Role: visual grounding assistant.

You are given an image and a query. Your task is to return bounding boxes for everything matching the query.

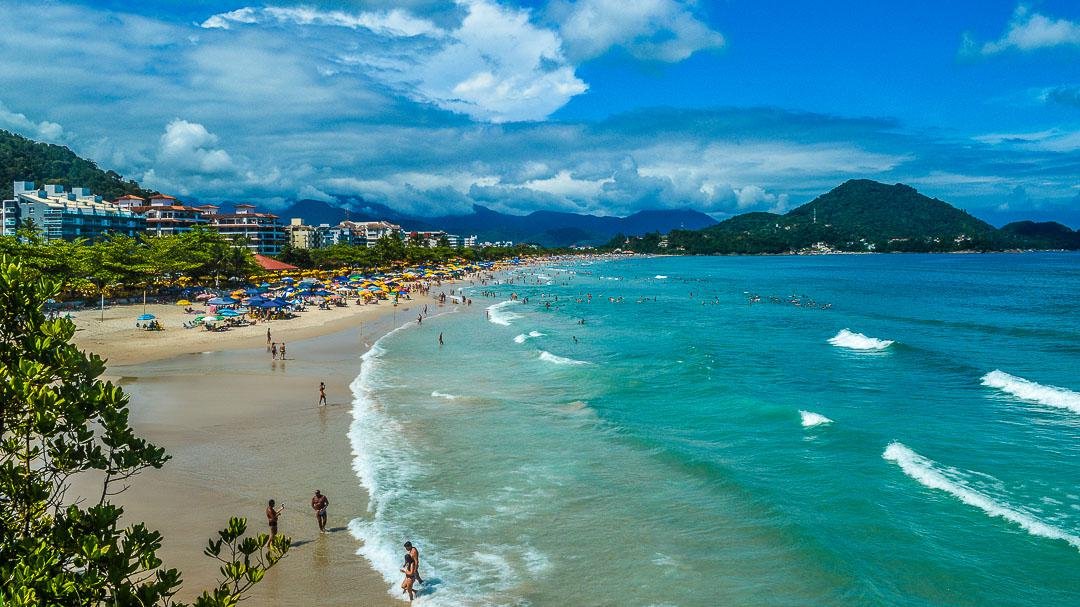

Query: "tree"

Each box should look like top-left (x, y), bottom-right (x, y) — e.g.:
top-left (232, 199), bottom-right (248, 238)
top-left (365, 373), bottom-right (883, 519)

top-left (0, 257), bottom-right (289, 606)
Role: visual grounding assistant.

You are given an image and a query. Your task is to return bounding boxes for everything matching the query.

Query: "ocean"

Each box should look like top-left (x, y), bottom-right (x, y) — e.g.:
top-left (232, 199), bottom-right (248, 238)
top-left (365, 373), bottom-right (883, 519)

top-left (347, 253), bottom-right (1080, 606)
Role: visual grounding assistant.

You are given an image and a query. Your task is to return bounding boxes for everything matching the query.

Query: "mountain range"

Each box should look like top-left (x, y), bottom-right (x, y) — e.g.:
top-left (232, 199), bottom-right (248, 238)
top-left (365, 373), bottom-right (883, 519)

top-left (617, 179), bottom-right (1080, 253)
top-left (277, 198), bottom-right (717, 247)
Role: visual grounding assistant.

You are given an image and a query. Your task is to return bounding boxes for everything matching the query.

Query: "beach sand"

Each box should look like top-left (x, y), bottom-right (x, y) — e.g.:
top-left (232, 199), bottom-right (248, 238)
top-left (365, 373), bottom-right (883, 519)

top-left (68, 296), bottom-right (443, 606)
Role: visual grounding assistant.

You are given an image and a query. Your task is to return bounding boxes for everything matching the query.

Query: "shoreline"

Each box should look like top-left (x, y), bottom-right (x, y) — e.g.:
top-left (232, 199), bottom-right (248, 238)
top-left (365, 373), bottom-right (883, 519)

top-left (71, 289), bottom-right (471, 605)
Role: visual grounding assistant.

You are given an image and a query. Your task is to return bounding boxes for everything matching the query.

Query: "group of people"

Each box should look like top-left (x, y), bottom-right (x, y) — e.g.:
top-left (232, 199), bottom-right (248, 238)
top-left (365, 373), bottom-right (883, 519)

top-left (264, 492), bottom-right (426, 601)
top-left (267, 329), bottom-right (287, 360)
top-left (265, 489), bottom-right (330, 540)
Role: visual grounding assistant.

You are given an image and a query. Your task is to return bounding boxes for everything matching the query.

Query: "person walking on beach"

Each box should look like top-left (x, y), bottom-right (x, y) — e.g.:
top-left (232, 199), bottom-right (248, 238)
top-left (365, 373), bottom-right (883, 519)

top-left (267, 327), bottom-right (271, 345)
top-left (266, 499), bottom-right (284, 540)
top-left (312, 490), bottom-right (329, 533)
top-left (319, 382), bottom-right (326, 406)
top-left (404, 541), bottom-right (424, 586)
top-left (271, 342), bottom-right (278, 359)
top-left (280, 341), bottom-right (286, 360)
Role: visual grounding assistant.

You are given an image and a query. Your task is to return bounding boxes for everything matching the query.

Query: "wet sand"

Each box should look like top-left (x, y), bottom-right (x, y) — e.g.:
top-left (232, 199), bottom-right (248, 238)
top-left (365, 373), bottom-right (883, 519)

top-left (74, 302), bottom-right (431, 605)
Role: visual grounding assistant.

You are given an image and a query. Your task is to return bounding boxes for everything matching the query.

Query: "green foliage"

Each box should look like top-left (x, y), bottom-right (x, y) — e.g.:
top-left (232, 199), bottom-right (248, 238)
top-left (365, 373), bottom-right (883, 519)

top-left (0, 129), bottom-right (155, 201)
top-left (0, 227), bottom-right (260, 294)
top-left (0, 257), bottom-right (288, 605)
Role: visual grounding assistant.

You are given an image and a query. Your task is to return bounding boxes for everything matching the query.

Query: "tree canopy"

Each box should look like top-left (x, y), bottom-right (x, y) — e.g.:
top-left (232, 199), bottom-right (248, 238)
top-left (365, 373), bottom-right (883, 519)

top-left (0, 257), bottom-right (288, 606)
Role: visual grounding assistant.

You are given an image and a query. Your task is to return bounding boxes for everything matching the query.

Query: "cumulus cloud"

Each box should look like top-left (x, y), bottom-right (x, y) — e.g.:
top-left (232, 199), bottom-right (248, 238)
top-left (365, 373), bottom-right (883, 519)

top-left (552, 0), bottom-right (724, 62)
top-left (406, 0), bottom-right (587, 122)
top-left (968, 4), bottom-right (1080, 55)
top-left (201, 1), bottom-right (586, 123)
top-left (158, 119), bottom-right (235, 174)
top-left (0, 101), bottom-right (64, 142)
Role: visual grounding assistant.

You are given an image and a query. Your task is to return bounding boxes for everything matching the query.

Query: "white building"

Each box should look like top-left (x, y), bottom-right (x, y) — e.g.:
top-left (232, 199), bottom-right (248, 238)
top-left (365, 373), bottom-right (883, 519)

top-left (2, 181), bottom-right (145, 240)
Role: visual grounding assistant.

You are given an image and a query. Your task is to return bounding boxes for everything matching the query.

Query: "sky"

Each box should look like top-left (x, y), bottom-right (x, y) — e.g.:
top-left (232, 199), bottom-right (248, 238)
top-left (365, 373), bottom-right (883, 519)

top-left (1, 0), bottom-right (1078, 226)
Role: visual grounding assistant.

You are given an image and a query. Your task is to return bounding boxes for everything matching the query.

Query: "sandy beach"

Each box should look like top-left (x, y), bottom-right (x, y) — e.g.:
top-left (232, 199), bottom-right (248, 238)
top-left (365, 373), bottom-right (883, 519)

top-left (70, 294), bottom-right (447, 605)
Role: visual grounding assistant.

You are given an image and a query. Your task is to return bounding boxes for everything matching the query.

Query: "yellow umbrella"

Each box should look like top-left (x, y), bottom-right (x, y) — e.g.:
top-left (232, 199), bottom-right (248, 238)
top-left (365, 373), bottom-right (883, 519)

top-left (176, 299), bottom-right (192, 306)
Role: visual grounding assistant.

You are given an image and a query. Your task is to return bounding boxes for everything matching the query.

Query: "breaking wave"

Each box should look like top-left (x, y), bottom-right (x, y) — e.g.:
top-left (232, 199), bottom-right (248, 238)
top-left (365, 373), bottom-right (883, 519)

top-left (828, 329), bottom-right (894, 350)
top-left (981, 370), bottom-right (1080, 415)
top-left (883, 442), bottom-right (1080, 551)
top-left (539, 351), bottom-right (590, 366)
top-left (487, 300), bottom-right (522, 326)
top-left (799, 410), bottom-right (833, 428)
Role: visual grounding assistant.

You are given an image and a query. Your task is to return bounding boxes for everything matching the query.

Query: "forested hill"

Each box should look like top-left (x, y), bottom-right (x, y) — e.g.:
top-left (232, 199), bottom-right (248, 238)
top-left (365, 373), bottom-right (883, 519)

top-left (611, 180), bottom-right (1080, 254)
top-left (0, 130), bottom-right (154, 200)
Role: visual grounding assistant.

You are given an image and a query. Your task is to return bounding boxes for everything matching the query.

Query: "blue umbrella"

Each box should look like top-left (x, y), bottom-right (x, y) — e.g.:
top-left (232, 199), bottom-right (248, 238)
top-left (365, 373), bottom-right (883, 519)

top-left (259, 282), bottom-right (271, 288)
top-left (219, 309), bottom-right (241, 317)
top-left (207, 297), bottom-right (238, 306)
top-left (245, 287), bottom-right (260, 295)
top-left (281, 277), bottom-right (295, 283)
top-left (137, 313), bottom-right (156, 321)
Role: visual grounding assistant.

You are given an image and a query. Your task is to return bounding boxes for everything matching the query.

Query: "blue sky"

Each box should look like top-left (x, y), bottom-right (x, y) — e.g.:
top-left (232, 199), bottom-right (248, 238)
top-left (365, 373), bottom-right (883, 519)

top-left (1, 1), bottom-right (1078, 225)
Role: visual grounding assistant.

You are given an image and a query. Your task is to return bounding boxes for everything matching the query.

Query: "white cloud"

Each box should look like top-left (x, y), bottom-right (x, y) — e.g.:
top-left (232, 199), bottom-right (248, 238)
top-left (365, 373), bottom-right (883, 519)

top-left (201, 5), bottom-right (442, 38)
top-left (158, 119), bottom-right (235, 174)
top-left (403, 0), bottom-right (587, 122)
top-left (554, 0), bottom-right (724, 62)
top-left (201, 1), bottom-right (586, 123)
top-left (0, 101), bottom-right (64, 142)
top-left (974, 128), bottom-right (1080, 152)
top-left (974, 4), bottom-right (1080, 55)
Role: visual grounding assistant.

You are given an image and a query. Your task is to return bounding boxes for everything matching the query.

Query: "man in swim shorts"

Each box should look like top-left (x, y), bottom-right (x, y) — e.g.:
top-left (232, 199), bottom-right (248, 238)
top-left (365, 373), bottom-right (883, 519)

top-left (312, 489), bottom-right (329, 533)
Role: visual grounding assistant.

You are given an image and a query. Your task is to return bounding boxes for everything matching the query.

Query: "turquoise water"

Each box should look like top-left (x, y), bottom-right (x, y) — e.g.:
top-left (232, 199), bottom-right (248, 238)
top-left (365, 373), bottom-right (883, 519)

top-left (348, 254), bottom-right (1080, 606)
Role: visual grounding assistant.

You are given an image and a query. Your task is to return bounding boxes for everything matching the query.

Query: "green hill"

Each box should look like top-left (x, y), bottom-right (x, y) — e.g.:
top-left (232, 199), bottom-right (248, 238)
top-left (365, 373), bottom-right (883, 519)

top-left (0, 130), bottom-right (154, 200)
top-left (614, 180), bottom-right (1078, 254)
top-left (999, 221), bottom-right (1080, 249)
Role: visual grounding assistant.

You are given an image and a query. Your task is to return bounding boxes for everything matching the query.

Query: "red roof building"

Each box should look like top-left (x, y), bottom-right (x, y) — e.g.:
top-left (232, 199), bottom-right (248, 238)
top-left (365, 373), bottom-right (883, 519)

top-left (253, 254), bottom-right (298, 272)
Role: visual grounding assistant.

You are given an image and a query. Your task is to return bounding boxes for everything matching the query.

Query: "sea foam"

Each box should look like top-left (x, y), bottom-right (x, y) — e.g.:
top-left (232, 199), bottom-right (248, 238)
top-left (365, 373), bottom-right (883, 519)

top-left (487, 300), bottom-right (522, 326)
top-left (432, 391), bottom-right (458, 400)
top-left (539, 351), bottom-right (590, 366)
top-left (799, 410), bottom-right (833, 428)
top-left (514, 330), bottom-right (545, 344)
top-left (347, 323), bottom-right (438, 599)
top-left (828, 329), bottom-right (894, 350)
top-left (981, 370), bottom-right (1080, 415)
top-left (883, 442), bottom-right (1080, 551)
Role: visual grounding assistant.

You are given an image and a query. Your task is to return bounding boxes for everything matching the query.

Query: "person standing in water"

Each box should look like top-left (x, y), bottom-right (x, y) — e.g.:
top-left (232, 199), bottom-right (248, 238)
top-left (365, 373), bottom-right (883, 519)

top-left (266, 327), bottom-right (271, 345)
top-left (318, 381), bottom-right (326, 406)
top-left (266, 499), bottom-right (284, 540)
top-left (271, 342), bottom-right (278, 359)
top-left (311, 490), bottom-right (329, 533)
top-left (404, 541), bottom-right (424, 585)
top-left (280, 341), bottom-right (286, 360)
top-left (438, 332), bottom-right (444, 345)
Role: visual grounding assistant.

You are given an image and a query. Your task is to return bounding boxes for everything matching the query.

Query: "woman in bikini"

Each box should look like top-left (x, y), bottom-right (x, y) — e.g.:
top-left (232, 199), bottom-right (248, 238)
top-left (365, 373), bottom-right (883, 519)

top-left (400, 553), bottom-right (417, 601)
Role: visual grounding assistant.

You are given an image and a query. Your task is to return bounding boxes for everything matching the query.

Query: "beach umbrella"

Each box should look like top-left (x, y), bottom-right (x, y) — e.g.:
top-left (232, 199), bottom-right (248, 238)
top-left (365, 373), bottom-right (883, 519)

top-left (219, 309), bottom-right (241, 317)
top-left (137, 313), bottom-right (156, 321)
top-left (195, 293), bottom-right (212, 300)
top-left (259, 282), bottom-right (271, 288)
top-left (281, 277), bottom-right (295, 283)
top-left (176, 299), bottom-right (192, 306)
top-left (207, 297), bottom-right (238, 306)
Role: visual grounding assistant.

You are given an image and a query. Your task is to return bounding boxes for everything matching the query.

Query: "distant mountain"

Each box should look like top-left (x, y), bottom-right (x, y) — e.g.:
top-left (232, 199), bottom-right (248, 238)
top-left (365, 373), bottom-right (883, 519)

top-left (0, 129), bottom-right (154, 200)
top-left (616, 180), bottom-right (1080, 254)
top-left (279, 199), bottom-right (717, 247)
top-left (999, 221), bottom-right (1080, 249)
